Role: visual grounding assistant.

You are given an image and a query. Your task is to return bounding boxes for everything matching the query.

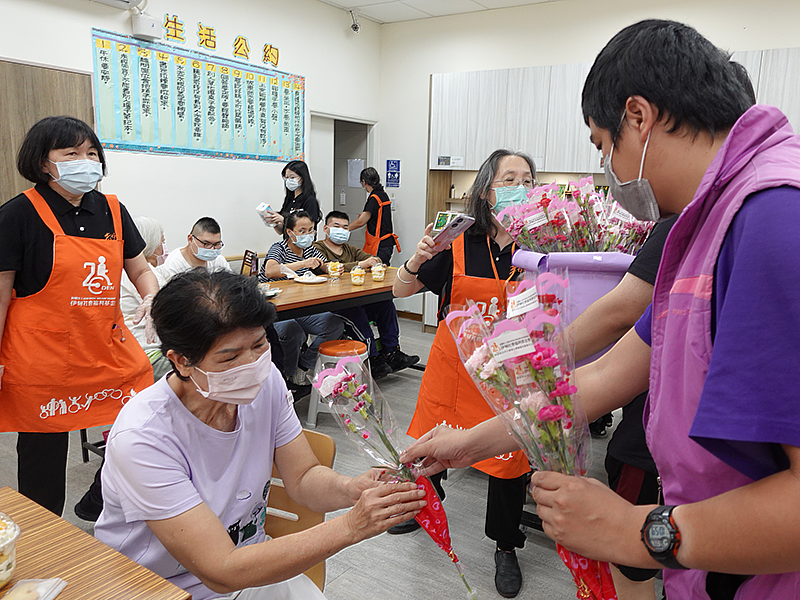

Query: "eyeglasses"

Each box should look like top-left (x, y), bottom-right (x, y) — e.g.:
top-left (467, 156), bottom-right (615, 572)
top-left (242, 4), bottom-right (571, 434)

top-left (192, 234), bottom-right (224, 250)
top-left (492, 177), bottom-right (535, 189)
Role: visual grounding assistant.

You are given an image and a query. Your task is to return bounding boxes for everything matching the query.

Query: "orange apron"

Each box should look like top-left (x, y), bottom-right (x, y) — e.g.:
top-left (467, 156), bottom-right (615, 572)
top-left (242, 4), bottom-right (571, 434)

top-left (363, 193), bottom-right (401, 256)
top-left (407, 235), bottom-right (529, 478)
top-left (0, 188), bottom-right (152, 433)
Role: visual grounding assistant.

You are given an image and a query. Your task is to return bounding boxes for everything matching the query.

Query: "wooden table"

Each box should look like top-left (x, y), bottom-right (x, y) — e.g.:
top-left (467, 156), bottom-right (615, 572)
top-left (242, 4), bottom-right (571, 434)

top-left (0, 487), bottom-right (190, 600)
top-left (268, 267), bottom-right (399, 320)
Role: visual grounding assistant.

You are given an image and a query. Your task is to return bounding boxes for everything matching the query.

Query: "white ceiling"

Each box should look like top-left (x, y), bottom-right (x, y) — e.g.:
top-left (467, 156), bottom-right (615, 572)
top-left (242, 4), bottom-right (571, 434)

top-left (316, 0), bottom-right (560, 24)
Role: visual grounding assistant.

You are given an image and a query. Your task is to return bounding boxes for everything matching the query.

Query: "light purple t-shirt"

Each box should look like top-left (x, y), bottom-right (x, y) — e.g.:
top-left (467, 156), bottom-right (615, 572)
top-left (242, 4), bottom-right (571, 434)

top-left (635, 186), bottom-right (800, 482)
top-left (94, 368), bottom-right (303, 600)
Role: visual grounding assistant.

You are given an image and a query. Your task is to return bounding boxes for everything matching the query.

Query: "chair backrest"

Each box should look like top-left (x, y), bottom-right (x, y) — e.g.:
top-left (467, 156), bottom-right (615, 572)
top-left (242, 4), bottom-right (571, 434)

top-left (264, 429), bottom-right (336, 591)
top-left (240, 249), bottom-right (259, 276)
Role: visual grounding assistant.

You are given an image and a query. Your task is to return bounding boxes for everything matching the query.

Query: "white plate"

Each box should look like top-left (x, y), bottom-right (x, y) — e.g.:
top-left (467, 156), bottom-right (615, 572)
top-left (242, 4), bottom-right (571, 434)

top-left (295, 275), bottom-right (327, 284)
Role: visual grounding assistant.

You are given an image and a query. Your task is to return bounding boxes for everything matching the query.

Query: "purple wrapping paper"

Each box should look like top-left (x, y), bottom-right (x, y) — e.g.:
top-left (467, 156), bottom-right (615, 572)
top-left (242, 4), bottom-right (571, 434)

top-left (512, 250), bottom-right (635, 366)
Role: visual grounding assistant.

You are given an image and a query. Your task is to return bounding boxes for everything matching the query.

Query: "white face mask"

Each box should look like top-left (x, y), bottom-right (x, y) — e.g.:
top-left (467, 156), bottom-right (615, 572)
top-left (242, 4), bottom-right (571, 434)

top-left (190, 348), bottom-right (273, 405)
top-left (191, 238), bottom-right (221, 262)
top-left (327, 227), bottom-right (350, 245)
top-left (284, 177), bottom-right (301, 192)
top-left (49, 159), bottom-right (104, 195)
top-left (604, 123), bottom-right (660, 222)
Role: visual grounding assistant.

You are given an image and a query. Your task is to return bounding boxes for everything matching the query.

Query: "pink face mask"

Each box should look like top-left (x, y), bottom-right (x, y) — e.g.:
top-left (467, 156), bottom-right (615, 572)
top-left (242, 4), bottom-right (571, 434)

top-left (190, 348), bottom-right (273, 405)
top-left (155, 242), bottom-right (169, 266)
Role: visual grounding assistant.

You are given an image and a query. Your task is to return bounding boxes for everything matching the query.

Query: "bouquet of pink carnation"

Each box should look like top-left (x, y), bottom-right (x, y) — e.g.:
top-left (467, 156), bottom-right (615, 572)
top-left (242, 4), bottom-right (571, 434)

top-left (313, 357), bottom-right (477, 599)
top-left (497, 175), bottom-right (653, 256)
top-left (446, 273), bottom-right (617, 600)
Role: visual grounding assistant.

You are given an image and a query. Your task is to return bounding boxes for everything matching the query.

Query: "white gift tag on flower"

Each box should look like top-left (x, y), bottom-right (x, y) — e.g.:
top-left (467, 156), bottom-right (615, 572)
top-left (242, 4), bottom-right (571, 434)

top-left (318, 371), bottom-right (347, 397)
top-left (610, 204), bottom-right (634, 223)
top-left (524, 211), bottom-right (548, 231)
top-left (507, 286), bottom-right (540, 318)
top-left (513, 362), bottom-right (535, 385)
top-left (487, 329), bottom-right (536, 362)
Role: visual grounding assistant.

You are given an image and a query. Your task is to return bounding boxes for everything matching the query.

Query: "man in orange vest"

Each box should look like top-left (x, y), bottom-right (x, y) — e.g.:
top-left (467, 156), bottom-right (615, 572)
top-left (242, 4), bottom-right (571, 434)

top-left (348, 167), bottom-right (400, 266)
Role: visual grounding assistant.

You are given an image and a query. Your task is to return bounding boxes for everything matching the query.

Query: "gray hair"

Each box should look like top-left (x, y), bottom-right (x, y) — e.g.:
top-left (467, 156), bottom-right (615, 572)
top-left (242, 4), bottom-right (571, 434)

top-left (133, 215), bottom-right (164, 259)
top-left (465, 149), bottom-right (537, 238)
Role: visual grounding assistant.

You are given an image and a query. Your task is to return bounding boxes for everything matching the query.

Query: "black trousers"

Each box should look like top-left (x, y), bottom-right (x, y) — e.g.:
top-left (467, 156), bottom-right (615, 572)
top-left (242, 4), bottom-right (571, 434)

top-left (431, 470), bottom-right (527, 551)
top-left (17, 431), bottom-right (69, 515)
top-left (486, 473), bottom-right (528, 551)
top-left (377, 244), bottom-right (394, 266)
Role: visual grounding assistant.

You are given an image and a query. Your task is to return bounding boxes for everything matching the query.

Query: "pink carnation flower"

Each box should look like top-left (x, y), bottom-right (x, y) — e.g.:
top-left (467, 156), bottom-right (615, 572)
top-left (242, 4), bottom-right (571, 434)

top-left (549, 380), bottom-right (577, 399)
top-left (538, 405), bottom-right (567, 422)
top-left (355, 384), bottom-right (368, 397)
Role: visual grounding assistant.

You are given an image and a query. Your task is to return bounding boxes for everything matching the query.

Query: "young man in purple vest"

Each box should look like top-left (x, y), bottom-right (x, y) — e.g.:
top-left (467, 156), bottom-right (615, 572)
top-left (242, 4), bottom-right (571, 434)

top-left (400, 19), bottom-right (800, 600)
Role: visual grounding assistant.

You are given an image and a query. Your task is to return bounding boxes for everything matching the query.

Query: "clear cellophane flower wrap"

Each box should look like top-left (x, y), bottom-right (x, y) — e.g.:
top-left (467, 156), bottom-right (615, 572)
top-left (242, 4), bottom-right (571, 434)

top-left (313, 357), bottom-right (477, 599)
top-left (446, 272), bottom-right (618, 600)
top-left (496, 176), bottom-right (653, 256)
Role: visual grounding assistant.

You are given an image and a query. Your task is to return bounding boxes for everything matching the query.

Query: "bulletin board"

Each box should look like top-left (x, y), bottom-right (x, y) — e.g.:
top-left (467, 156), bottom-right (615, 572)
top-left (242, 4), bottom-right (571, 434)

top-left (91, 28), bottom-right (305, 162)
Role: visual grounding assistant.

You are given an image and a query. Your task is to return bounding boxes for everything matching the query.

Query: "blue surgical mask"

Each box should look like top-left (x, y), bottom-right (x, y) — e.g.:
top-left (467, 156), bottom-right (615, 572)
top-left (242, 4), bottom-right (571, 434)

top-left (191, 239), bottom-right (221, 262)
top-left (49, 159), bottom-right (104, 195)
top-left (492, 185), bottom-right (529, 213)
top-left (328, 227), bottom-right (350, 245)
top-left (604, 127), bottom-right (660, 222)
top-left (292, 233), bottom-right (315, 250)
top-left (195, 247), bottom-right (221, 261)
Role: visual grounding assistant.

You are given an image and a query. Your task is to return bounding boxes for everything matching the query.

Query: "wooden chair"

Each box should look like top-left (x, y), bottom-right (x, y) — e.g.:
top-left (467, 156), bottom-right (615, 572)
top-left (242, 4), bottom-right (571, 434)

top-left (264, 429), bottom-right (336, 591)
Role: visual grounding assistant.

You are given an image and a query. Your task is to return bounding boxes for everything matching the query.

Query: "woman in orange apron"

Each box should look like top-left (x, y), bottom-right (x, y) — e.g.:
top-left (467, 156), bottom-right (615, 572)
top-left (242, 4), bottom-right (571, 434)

top-left (0, 117), bottom-right (156, 516)
top-left (350, 167), bottom-right (400, 266)
top-left (393, 150), bottom-right (537, 599)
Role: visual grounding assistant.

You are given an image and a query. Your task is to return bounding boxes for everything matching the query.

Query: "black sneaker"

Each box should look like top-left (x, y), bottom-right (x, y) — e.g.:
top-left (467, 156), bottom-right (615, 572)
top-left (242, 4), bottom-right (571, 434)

top-left (286, 380), bottom-right (312, 402)
top-left (370, 354), bottom-right (393, 379)
top-left (382, 347), bottom-right (420, 373)
top-left (74, 491), bottom-right (103, 522)
top-left (495, 549), bottom-right (522, 598)
top-left (387, 517), bottom-right (421, 535)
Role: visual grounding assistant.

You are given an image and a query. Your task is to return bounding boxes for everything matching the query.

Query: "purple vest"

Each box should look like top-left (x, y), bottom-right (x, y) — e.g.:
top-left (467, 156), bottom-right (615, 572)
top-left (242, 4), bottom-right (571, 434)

top-left (648, 105), bottom-right (800, 599)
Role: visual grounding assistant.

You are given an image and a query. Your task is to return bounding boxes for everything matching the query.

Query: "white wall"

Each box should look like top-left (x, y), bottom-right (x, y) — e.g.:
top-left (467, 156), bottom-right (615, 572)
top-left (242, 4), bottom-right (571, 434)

top-left (379, 0), bottom-right (800, 313)
top-left (0, 0), bottom-right (381, 255)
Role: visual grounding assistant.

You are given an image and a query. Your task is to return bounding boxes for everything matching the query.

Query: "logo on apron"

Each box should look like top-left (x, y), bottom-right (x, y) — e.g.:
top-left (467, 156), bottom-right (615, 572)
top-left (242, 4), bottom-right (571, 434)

top-left (465, 295), bottom-right (501, 323)
top-left (82, 256), bottom-right (115, 295)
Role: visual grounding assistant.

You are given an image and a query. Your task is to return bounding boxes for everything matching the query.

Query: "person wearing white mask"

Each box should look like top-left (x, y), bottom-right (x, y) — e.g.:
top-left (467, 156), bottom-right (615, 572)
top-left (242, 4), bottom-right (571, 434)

top-left (95, 269), bottom-right (426, 600)
top-left (263, 160), bottom-right (322, 235)
top-left (259, 211), bottom-right (343, 395)
top-left (312, 211), bottom-right (419, 379)
top-left (0, 116), bottom-right (156, 518)
top-left (158, 216), bottom-right (232, 282)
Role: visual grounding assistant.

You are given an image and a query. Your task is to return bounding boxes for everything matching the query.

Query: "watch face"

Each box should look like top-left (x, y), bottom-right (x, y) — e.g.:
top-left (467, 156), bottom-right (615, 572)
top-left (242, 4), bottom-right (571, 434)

top-left (645, 522), bottom-right (671, 553)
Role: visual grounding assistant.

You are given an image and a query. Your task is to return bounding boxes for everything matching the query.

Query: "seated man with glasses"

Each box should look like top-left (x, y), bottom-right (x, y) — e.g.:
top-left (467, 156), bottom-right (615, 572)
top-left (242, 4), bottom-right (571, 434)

top-left (158, 216), bottom-right (232, 283)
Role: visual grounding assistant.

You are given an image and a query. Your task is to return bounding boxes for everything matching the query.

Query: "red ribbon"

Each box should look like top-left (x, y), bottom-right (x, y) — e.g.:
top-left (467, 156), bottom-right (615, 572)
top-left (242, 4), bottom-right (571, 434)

top-left (555, 544), bottom-right (618, 600)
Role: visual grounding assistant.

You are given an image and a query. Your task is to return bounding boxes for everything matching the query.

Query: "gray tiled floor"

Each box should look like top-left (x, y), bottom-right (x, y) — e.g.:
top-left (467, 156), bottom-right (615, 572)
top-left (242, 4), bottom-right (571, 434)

top-left (0, 319), bottom-right (648, 599)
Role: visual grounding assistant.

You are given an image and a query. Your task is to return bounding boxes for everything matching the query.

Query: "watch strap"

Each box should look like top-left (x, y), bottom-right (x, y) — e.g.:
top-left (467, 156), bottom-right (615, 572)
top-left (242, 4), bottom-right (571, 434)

top-left (641, 505), bottom-right (689, 570)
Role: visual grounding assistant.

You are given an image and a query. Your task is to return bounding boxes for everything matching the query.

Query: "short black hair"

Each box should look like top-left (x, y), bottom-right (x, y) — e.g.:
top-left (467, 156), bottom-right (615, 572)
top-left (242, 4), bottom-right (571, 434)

top-left (284, 210), bottom-right (313, 239)
top-left (153, 269), bottom-right (276, 378)
top-left (582, 20), bottom-right (752, 142)
top-left (360, 167), bottom-right (381, 188)
top-left (325, 210), bottom-right (350, 224)
top-left (191, 217), bottom-right (221, 236)
top-left (17, 116), bottom-right (107, 185)
top-left (730, 61), bottom-right (757, 105)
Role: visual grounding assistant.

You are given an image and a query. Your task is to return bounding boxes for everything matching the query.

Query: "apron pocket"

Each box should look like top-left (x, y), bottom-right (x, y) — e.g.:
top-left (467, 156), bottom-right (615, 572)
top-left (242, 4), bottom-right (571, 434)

top-left (5, 326), bottom-right (70, 387)
top-left (420, 340), bottom-right (461, 412)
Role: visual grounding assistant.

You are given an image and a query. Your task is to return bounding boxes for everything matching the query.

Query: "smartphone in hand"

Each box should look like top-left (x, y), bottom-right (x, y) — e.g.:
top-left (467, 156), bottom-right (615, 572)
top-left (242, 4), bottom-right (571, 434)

top-left (432, 213), bottom-right (475, 251)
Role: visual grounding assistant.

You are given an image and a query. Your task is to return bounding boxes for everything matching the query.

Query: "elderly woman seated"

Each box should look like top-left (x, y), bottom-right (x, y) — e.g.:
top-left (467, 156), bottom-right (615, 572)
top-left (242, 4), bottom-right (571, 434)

top-left (94, 269), bottom-right (425, 600)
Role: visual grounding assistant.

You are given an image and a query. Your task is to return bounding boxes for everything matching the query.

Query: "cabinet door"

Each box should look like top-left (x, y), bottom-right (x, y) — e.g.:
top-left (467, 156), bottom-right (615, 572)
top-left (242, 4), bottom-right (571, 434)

top-left (465, 69), bottom-right (510, 169)
top-left (505, 66), bottom-right (551, 173)
top-left (730, 50), bottom-right (763, 98)
top-left (758, 47), bottom-right (800, 131)
top-left (544, 62), bottom-right (592, 173)
top-left (429, 72), bottom-right (470, 170)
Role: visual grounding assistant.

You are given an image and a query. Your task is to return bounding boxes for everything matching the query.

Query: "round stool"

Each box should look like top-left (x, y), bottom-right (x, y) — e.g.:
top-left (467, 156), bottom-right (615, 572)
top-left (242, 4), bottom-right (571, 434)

top-left (307, 340), bottom-right (369, 428)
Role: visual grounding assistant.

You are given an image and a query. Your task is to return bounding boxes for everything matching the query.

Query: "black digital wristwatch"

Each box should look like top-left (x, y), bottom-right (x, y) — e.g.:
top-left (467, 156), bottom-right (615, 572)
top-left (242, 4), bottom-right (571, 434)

top-left (640, 505), bottom-right (688, 570)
